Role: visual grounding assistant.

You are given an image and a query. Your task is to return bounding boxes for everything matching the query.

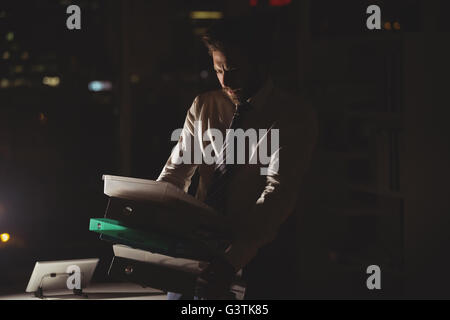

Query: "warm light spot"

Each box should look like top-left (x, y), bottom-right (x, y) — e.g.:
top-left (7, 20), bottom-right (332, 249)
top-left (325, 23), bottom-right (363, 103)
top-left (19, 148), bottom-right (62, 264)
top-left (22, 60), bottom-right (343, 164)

top-left (2, 51), bottom-right (10, 60)
top-left (384, 22), bottom-right (392, 30)
top-left (190, 11), bottom-right (223, 20)
top-left (13, 78), bottom-right (27, 87)
top-left (38, 112), bottom-right (47, 123)
top-left (393, 22), bottom-right (401, 30)
top-left (21, 51), bottom-right (29, 60)
top-left (130, 74), bottom-right (140, 84)
top-left (0, 79), bottom-right (10, 89)
top-left (32, 65), bottom-right (45, 73)
top-left (43, 76), bottom-right (60, 87)
top-left (193, 27), bottom-right (208, 36)
top-left (6, 32), bottom-right (14, 41)
top-left (1, 233), bottom-right (10, 243)
top-left (14, 65), bottom-right (24, 74)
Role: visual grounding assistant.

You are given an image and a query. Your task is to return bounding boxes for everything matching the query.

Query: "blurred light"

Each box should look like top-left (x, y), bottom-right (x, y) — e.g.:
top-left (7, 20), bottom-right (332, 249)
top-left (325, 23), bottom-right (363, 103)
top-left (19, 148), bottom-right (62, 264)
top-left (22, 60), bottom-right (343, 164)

top-left (0, 79), bottom-right (10, 89)
top-left (384, 22), bottom-right (392, 30)
top-left (14, 78), bottom-right (28, 87)
top-left (0, 11), bottom-right (6, 18)
top-left (38, 112), bottom-right (48, 124)
top-left (43, 76), bottom-right (60, 87)
top-left (269, 0), bottom-right (292, 6)
top-left (32, 65), bottom-right (46, 73)
top-left (189, 11), bottom-right (223, 20)
top-left (6, 32), bottom-right (14, 41)
top-left (250, 0), bottom-right (292, 6)
top-left (88, 81), bottom-right (112, 92)
top-left (130, 74), bottom-right (140, 84)
top-left (14, 65), bottom-right (24, 74)
top-left (393, 22), bottom-right (401, 30)
top-left (2, 51), bottom-right (10, 60)
top-left (21, 51), bottom-right (29, 60)
top-left (194, 27), bottom-right (208, 36)
top-left (200, 70), bottom-right (209, 79)
top-left (329, 251), bottom-right (339, 262)
top-left (0, 233), bottom-right (10, 243)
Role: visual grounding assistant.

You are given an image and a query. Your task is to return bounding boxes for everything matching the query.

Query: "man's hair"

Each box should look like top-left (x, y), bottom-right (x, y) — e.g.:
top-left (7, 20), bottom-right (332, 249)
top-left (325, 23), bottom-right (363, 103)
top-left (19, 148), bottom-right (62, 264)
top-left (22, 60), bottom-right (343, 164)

top-left (202, 16), bottom-right (271, 63)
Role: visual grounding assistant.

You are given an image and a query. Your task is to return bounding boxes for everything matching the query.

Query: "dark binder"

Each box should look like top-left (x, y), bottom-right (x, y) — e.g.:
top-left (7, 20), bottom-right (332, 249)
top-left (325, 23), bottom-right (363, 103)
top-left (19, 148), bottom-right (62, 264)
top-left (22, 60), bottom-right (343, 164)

top-left (107, 245), bottom-right (246, 300)
top-left (108, 256), bottom-right (198, 296)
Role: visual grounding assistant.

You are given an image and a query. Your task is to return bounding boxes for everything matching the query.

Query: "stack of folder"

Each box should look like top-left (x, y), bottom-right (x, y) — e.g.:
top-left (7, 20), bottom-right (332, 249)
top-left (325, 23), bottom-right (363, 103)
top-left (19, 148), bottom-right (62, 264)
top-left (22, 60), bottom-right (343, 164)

top-left (89, 175), bottom-right (245, 299)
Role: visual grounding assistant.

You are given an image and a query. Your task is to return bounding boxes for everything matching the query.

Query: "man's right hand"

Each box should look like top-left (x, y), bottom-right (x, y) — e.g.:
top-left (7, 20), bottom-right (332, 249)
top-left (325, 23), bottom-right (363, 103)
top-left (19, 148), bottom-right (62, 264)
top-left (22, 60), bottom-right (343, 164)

top-left (194, 258), bottom-right (236, 300)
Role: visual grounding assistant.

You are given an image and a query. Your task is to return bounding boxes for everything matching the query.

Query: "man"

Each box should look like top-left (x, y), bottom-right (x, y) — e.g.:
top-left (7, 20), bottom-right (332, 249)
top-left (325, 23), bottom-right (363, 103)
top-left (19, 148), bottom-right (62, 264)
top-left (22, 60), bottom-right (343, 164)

top-left (157, 17), bottom-right (318, 299)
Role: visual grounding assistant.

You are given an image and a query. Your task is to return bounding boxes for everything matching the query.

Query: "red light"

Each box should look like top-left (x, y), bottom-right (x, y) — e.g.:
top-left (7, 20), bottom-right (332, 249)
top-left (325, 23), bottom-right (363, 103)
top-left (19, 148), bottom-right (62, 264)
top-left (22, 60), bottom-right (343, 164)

top-left (250, 0), bottom-right (292, 7)
top-left (270, 0), bottom-right (291, 6)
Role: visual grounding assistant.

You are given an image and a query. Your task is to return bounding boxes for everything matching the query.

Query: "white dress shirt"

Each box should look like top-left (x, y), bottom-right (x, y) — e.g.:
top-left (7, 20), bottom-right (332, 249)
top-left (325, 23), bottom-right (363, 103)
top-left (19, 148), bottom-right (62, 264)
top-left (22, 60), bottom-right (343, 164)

top-left (157, 78), bottom-right (318, 271)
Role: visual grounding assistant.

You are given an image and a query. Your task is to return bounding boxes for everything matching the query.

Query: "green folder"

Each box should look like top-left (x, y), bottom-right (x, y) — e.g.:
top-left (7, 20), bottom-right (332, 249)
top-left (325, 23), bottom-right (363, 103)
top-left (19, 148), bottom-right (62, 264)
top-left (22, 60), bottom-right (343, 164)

top-left (89, 218), bottom-right (217, 260)
top-left (89, 218), bottom-right (172, 253)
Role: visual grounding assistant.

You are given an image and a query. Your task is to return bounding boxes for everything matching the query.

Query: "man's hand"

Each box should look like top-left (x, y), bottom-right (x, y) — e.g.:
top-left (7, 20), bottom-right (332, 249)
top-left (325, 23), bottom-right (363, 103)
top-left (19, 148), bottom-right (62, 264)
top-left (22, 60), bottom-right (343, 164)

top-left (195, 257), bottom-right (236, 300)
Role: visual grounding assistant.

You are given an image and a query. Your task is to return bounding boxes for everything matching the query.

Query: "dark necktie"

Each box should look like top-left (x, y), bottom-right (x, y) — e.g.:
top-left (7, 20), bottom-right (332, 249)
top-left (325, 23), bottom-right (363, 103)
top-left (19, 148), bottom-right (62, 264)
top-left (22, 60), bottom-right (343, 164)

top-left (204, 101), bottom-right (252, 213)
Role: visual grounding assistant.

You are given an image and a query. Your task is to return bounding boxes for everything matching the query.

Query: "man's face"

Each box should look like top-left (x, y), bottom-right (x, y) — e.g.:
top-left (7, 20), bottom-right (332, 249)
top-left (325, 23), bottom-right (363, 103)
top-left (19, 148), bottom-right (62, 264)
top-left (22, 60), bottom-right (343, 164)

top-left (212, 47), bottom-right (261, 105)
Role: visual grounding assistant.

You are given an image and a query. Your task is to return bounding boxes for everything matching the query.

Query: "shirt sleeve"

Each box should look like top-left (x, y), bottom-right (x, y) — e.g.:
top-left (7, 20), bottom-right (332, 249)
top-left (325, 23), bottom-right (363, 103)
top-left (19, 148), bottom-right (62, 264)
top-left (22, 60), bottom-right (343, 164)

top-left (156, 97), bottom-right (200, 193)
top-left (224, 105), bottom-right (319, 271)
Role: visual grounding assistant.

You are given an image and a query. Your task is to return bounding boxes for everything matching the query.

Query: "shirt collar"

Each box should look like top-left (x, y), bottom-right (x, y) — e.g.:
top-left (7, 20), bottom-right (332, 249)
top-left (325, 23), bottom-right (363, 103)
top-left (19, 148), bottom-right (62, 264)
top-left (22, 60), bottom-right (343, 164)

top-left (246, 77), bottom-right (274, 109)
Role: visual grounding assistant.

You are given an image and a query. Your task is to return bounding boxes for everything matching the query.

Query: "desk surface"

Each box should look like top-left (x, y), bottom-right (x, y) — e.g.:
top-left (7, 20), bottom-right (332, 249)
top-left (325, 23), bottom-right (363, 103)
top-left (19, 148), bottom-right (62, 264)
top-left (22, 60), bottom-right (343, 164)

top-left (0, 282), bottom-right (168, 300)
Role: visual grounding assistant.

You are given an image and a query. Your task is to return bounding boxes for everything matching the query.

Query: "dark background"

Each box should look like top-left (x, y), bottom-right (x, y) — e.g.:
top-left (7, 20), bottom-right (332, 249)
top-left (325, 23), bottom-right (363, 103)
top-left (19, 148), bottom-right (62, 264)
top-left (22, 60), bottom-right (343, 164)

top-left (0, 0), bottom-right (449, 299)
